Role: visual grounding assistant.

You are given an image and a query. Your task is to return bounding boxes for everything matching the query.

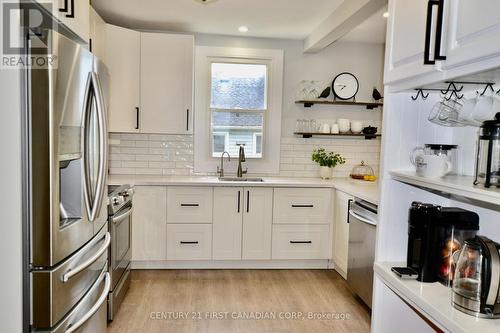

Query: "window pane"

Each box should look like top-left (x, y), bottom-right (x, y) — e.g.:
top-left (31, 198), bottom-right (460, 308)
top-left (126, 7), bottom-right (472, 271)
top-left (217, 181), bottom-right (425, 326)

top-left (255, 135), bottom-right (262, 155)
top-left (211, 111), bottom-right (263, 158)
top-left (213, 134), bottom-right (226, 153)
top-left (210, 63), bottom-right (267, 110)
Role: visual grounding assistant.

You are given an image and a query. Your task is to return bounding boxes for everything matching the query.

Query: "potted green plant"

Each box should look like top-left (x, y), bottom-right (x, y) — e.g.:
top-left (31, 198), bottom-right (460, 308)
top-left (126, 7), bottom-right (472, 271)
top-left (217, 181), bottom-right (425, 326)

top-left (311, 148), bottom-right (346, 179)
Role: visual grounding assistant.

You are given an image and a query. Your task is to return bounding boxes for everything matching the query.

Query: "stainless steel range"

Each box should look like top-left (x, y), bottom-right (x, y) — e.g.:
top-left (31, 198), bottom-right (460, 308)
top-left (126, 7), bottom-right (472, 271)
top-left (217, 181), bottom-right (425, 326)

top-left (107, 184), bottom-right (134, 320)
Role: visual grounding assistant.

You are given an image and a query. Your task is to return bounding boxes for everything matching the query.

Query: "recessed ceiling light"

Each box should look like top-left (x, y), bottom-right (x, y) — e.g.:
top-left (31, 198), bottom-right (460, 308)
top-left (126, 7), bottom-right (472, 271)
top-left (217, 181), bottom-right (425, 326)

top-left (383, 11), bottom-right (389, 18)
top-left (194, 0), bottom-right (218, 4)
top-left (238, 26), bottom-right (249, 33)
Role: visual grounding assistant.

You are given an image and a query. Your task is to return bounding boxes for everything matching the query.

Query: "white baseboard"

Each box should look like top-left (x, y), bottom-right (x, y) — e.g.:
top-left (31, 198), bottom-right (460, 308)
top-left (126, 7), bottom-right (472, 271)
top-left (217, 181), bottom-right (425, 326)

top-left (131, 259), bottom-right (332, 270)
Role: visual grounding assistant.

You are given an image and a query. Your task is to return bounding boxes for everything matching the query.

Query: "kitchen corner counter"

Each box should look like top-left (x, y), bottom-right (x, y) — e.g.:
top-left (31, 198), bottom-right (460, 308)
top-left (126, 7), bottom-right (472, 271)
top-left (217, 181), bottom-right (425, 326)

top-left (109, 175), bottom-right (380, 205)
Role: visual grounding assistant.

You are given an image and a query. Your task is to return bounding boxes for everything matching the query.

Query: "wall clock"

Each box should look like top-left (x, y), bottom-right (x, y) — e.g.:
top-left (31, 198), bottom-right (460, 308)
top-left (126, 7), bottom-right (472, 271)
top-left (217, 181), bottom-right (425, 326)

top-left (331, 72), bottom-right (359, 101)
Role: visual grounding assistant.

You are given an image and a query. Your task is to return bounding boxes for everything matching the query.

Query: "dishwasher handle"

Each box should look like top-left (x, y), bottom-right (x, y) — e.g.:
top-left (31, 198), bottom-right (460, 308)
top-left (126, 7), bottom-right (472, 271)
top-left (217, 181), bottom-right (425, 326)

top-left (348, 210), bottom-right (377, 226)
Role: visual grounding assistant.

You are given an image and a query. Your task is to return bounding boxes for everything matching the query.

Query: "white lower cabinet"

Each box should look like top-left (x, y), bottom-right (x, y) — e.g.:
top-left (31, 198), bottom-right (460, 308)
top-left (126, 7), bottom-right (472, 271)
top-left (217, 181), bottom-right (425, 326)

top-left (272, 225), bottom-right (330, 260)
top-left (132, 186), bottom-right (167, 261)
top-left (166, 224), bottom-right (212, 261)
top-left (273, 188), bottom-right (332, 224)
top-left (242, 188), bottom-right (273, 260)
top-left (212, 188), bottom-right (243, 260)
top-left (167, 187), bottom-right (213, 224)
top-left (332, 190), bottom-right (354, 278)
top-left (212, 187), bottom-right (273, 260)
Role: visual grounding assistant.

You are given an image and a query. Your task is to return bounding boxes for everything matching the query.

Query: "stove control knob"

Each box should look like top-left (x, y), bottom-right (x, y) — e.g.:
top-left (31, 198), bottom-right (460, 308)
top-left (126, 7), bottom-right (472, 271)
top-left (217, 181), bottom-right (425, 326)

top-left (113, 197), bottom-right (124, 205)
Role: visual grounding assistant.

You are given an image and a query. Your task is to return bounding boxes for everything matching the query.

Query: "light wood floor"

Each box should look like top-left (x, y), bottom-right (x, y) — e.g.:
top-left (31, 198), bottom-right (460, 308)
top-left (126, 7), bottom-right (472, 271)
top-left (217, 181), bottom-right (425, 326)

top-left (108, 270), bottom-right (371, 333)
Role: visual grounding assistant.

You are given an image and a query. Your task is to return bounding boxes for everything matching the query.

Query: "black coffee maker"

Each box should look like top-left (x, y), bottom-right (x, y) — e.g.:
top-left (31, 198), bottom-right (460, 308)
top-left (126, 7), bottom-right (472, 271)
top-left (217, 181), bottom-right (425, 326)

top-left (407, 202), bottom-right (479, 283)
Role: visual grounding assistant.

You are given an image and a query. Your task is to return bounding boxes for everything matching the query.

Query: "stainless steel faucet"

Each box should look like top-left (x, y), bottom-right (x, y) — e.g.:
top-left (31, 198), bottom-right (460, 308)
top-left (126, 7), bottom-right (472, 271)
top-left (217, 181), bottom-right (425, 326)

top-left (237, 145), bottom-right (248, 178)
top-left (217, 152), bottom-right (230, 178)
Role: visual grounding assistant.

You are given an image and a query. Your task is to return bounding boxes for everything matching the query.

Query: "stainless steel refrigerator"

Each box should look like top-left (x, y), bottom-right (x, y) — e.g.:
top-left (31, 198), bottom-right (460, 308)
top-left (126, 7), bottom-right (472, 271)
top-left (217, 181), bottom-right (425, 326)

top-left (26, 28), bottom-right (110, 333)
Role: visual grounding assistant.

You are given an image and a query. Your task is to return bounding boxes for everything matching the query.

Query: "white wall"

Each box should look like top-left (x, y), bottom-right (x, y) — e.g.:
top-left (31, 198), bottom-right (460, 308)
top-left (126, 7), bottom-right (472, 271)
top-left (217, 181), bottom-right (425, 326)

top-left (195, 33), bottom-right (385, 137)
top-left (110, 33), bottom-right (386, 177)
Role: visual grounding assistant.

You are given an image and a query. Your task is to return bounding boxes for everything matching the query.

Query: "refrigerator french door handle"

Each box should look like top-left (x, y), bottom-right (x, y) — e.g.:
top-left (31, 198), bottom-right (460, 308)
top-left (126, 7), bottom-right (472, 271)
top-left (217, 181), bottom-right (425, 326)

top-left (64, 271), bottom-right (111, 333)
top-left (82, 73), bottom-right (94, 222)
top-left (61, 232), bottom-right (111, 283)
top-left (89, 72), bottom-right (108, 223)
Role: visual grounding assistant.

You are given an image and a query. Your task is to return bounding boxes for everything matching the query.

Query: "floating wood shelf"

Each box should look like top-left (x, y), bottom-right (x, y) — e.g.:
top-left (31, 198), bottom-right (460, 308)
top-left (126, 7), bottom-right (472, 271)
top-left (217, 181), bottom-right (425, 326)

top-left (295, 100), bottom-right (383, 109)
top-left (294, 132), bottom-right (381, 140)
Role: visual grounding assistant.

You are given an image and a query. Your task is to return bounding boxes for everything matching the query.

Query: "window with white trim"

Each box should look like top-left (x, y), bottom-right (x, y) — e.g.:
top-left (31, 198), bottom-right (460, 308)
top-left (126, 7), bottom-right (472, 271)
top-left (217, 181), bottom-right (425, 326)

top-left (194, 46), bottom-right (284, 174)
top-left (210, 63), bottom-right (266, 159)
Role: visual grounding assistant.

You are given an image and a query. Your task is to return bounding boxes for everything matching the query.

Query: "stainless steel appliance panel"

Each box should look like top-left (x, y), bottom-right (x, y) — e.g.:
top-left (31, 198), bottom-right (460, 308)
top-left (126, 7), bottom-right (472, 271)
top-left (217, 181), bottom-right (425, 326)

top-left (29, 29), bottom-right (106, 267)
top-left (32, 225), bottom-right (110, 328)
top-left (108, 264), bottom-right (131, 321)
top-left (347, 200), bottom-right (378, 308)
top-left (109, 204), bottom-right (132, 289)
top-left (46, 267), bottom-right (111, 333)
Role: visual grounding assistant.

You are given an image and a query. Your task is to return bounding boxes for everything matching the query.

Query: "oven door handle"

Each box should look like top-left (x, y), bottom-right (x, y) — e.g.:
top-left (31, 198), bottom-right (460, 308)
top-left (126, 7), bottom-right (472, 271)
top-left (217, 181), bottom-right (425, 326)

top-left (62, 232), bottom-right (111, 283)
top-left (65, 271), bottom-right (111, 333)
top-left (112, 207), bottom-right (133, 225)
top-left (348, 210), bottom-right (377, 226)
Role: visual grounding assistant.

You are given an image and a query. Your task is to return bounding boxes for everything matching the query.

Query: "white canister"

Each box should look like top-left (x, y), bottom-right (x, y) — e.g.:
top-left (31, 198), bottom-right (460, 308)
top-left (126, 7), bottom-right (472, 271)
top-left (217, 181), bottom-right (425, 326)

top-left (320, 123), bottom-right (331, 133)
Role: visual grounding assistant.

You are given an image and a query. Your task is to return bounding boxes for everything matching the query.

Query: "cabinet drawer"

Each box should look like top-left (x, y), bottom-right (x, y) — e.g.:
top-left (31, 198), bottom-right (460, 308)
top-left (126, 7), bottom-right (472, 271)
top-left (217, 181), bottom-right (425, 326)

top-left (166, 224), bottom-right (212, 260)
top-left (272, 225), bottom-right (330, 260)
top-left (273, 188), bottom-right (332, 224)
top-left (167, 187), bottom-right (213, 224)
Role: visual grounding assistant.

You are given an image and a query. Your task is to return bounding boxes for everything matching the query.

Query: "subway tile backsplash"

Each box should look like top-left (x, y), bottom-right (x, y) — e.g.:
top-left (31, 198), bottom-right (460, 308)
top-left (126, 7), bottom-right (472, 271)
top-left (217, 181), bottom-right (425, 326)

top-left (108, 133), bottom-right (381, 178)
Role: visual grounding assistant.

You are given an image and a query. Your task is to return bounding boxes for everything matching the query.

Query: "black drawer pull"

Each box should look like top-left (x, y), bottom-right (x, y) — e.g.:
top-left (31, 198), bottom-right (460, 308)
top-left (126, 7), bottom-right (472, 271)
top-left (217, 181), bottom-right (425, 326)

top-left (290, 241), bottom-right (312, 244)
top-left (180, 203), bottom-right (199, 207)
top-left (291, 204), bottom-right (314, 208)
top-left (180, 241), bottom-right (199, 245)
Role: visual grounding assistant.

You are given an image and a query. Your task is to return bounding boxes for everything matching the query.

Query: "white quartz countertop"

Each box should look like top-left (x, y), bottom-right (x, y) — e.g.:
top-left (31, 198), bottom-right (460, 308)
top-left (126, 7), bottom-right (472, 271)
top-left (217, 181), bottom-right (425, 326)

top-left (109, 175), bottom-right (380, 204)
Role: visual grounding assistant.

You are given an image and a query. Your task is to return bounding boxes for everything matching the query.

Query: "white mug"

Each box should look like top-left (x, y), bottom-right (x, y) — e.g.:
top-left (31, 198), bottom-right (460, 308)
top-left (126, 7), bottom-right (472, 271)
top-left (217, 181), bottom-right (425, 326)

top-left (338, 119), bottom-right (350, 133)
top-left (473, 94), bottom-right (496, 122)
top-left (416, 155), bottom-right (452, 178)
top-left (320, 123), bottom-right (330, 133)
top-left (331, 124), bottom-right (340, 134)
top-left (351, 121), bottom-right (363, 133)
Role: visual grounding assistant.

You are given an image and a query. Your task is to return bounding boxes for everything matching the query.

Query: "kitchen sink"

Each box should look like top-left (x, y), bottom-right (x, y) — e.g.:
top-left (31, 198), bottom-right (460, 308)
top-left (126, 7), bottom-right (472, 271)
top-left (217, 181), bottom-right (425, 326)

top-left (218, 177), bottom-right (264, 182)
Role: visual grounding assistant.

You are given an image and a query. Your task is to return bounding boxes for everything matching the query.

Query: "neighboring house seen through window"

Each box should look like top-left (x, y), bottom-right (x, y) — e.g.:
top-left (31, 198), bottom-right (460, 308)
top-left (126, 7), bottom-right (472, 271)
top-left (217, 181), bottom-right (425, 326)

top-left (210, 63), bottom-right (267, 158)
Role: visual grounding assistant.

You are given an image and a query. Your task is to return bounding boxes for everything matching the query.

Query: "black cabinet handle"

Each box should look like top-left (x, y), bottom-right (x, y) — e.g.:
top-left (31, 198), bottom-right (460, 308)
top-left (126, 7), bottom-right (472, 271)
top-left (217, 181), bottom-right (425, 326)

top-left (66, 0), bottom-right (75, 18)
top-left (180, 241), bottom-right (199, 245)
top-left (186, 109), bottom-right (190, 131)
top-left (424, 0), bottom-right (439, 65)
top-left (237, 191), bottom-right (241, 213)
top-left (180, 203), bottom-right (199, 207)
top-left (347, 199), bottom-right (353, 224)
top-left (290, 241), bottom-right (312, 244)
top-left (434, 0), bottom-right (447, 61)
top-left (135, 107), bottom-right (140, 130)
top-left (59, 0), bottom-right (68, 12)
top-left (89, 38), bottom-right (92, 52)
top-left (246, 190), bottom-right (250, 213)
top-left (291, 204), bottom-right (314, 208)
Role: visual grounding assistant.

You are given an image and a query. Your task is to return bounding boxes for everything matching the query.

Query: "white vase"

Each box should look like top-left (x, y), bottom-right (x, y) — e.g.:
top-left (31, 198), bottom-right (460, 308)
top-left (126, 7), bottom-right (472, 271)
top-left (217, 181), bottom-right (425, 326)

top-left (319, 166), bottom-right (333, 179)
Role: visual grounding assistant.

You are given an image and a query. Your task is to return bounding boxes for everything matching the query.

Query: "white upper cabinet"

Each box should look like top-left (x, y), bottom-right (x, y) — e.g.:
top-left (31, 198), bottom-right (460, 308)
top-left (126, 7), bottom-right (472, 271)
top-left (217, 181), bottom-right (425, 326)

top-left (140, 33), bottom-right (194, 134)
top-left (384, 0), bottom-right (441, 85)
top-left (442, 0), bottom-right (500, 69)
top-left (55, 0), bottom-right (90, 42)
top-left (105, 24), bottom-right (141, 133)
top-left (89, 7), bottom-right (106, 61)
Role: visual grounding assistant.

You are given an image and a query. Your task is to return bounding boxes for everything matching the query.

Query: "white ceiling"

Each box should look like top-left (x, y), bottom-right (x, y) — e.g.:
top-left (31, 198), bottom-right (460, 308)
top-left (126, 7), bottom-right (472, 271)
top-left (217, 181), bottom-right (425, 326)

top-left (340, 7), bottom-right (388, 44)
top-left (92, 0), bottom-right (344, 39)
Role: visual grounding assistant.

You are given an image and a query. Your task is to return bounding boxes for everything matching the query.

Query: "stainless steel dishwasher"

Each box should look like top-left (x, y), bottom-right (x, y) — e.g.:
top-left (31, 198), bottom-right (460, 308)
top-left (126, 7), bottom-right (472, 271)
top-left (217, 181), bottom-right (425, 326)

top-left (347, 198), bottom-right (378, 308)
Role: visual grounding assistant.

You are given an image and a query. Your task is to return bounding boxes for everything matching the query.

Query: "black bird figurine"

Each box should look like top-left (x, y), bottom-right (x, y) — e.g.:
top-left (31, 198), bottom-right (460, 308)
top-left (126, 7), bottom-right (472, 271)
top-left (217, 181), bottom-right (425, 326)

top-left (319, 87), bottom-right (331, 98)
top-left (372, 87), bottom-right (383, 101)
